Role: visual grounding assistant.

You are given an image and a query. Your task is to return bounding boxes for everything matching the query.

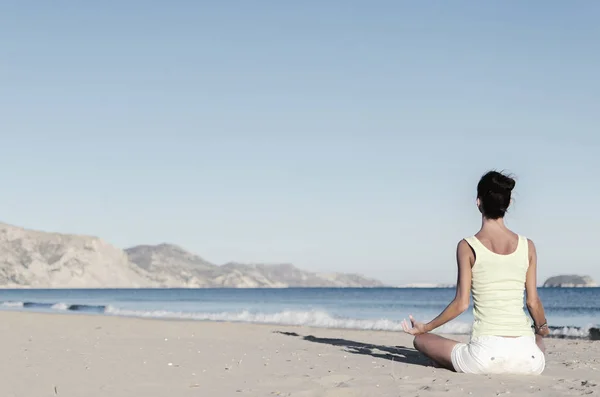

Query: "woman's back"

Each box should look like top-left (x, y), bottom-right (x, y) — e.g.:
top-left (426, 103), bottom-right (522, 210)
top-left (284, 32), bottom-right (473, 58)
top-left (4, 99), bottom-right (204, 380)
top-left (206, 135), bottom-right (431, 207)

top-left (465, 231), bottom-right (533, 338)
top-left (405, 170), bottom-right (548, 375)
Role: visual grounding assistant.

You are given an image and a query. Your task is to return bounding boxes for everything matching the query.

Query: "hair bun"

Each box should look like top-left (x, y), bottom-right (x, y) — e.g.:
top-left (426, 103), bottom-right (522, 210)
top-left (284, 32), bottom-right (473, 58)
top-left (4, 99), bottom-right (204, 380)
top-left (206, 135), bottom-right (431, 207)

top-left (476, 170), bottom-right (515, 219)
top-left (490, 172), bottom-right (516, 193)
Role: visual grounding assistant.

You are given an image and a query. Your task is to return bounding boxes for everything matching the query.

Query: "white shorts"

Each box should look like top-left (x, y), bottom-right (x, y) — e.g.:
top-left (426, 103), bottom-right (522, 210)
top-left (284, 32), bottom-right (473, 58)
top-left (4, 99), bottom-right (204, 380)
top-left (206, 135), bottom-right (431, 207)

top-left (451, 335), bottom-right (545, 375)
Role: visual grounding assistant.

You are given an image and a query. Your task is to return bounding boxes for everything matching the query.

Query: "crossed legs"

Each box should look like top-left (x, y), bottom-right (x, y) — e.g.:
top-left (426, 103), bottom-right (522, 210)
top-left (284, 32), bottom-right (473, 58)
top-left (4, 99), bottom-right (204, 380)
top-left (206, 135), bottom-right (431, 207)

top-left (413, 333), bottom-right (547, 372)
top-left (412, 333), bottom-right (460, 371)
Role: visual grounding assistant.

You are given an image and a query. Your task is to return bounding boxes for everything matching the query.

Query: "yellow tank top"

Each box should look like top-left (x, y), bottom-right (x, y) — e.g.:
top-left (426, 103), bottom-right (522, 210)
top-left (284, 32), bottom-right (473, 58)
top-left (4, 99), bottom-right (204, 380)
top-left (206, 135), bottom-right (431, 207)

top-left (465, 235), bottom-right (534, 338)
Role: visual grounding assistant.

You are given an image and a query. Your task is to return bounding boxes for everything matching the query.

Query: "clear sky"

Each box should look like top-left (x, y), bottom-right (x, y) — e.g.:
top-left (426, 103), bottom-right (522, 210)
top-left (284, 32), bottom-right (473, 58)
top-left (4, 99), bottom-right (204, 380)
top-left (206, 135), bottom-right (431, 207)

top-left (1, 1), bottom-right (598, 285)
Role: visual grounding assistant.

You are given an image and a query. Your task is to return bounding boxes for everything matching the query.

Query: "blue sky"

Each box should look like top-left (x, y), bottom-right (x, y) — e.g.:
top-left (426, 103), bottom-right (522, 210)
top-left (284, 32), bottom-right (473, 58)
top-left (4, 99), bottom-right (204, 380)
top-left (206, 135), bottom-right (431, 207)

top-left (1, 1), bottom-right (598, 284)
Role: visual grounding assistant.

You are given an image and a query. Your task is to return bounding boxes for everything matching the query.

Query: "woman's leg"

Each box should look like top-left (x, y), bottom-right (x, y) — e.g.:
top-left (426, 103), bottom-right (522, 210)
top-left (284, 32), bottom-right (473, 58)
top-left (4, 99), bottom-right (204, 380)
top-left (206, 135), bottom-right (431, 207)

top-left (413, 333), bottom-right (461, 371)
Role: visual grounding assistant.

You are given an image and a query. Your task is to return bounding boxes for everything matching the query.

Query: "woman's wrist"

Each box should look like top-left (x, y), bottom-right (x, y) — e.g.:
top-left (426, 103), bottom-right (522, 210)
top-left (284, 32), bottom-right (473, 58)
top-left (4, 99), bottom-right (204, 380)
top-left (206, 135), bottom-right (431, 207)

top-left (533, 319), bottom-right (548, 333)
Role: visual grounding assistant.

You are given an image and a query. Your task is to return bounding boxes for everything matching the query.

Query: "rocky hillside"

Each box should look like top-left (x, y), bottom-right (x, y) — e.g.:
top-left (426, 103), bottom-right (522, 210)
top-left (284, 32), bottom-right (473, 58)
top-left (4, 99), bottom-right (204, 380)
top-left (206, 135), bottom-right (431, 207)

top-left (0, 223), bottom-right (151, 288)
top-left (215, 262), bottom-right (383, 288)
top-left (543, 275), bottom-right (597, 288)
top-left (0, 223), bottom-right (384, 288)
top-left (124, 244), bottom-right (219, 287)
top-left (124, 245), bottom-right (383, 288)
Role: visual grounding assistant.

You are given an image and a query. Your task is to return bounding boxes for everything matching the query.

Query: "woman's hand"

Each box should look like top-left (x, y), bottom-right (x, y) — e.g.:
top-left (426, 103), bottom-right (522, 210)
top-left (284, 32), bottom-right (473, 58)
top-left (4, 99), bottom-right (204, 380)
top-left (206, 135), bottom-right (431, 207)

top-left (534, 322), bottom-right (550, 337)
top-left (401, 315), bottom-right (429, 335)
top-left (537, 327), bottom-right (550, 337)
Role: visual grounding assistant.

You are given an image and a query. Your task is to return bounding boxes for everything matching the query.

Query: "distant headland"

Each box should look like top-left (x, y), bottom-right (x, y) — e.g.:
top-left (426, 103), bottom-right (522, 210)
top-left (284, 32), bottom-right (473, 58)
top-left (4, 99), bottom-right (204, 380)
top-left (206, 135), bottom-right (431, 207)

top-left (543, 275), bottom-right (597, 288)
top-left (0, 222), bottom-right (384, 289)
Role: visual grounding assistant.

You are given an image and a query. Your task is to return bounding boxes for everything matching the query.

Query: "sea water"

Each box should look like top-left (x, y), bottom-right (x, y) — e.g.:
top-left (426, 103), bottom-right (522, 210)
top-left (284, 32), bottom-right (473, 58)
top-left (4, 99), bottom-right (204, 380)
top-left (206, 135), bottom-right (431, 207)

top-left (0, 288), bottom-right (598, 339)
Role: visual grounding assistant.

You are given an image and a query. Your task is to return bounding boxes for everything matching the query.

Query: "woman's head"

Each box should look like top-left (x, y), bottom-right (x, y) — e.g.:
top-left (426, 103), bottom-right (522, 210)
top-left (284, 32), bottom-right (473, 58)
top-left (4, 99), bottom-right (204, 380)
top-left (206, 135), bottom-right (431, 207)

top-left (476, 170), bottom-right (516, 219)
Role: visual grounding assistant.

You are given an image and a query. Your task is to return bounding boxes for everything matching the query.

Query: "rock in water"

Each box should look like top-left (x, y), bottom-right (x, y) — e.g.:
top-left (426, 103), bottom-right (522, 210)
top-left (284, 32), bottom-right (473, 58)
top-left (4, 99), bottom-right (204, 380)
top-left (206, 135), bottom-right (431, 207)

top-left (543, 275), bottom-right (597, 288)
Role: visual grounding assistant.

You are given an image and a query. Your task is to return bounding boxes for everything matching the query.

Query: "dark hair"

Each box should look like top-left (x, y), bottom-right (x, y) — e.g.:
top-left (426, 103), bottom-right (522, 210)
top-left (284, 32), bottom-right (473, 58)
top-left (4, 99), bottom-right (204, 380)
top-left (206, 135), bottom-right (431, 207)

top-left (477, 170), bottom-right (516, 219)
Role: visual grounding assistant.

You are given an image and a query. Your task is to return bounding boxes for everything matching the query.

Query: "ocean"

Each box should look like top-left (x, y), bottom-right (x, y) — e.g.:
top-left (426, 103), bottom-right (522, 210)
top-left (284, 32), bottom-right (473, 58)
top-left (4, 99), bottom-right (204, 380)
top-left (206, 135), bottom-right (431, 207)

top-left (1, 287), bottom-right (598, 339)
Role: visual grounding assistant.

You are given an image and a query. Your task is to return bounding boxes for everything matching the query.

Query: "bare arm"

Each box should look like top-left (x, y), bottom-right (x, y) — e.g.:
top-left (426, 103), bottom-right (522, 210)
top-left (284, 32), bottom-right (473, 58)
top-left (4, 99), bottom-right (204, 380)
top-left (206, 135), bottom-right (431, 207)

top-left (525, 239), bottom-right (549, 336)
top-left (421, 240), bottom-right (473, 332)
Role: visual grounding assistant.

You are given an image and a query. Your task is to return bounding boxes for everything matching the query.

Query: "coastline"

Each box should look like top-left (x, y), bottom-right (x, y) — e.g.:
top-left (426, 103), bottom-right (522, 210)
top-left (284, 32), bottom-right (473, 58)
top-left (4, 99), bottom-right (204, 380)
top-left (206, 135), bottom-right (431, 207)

top-left (1, 311), bottom-right (599, 396)
top-left (2, 288), bottom-right (599, 340)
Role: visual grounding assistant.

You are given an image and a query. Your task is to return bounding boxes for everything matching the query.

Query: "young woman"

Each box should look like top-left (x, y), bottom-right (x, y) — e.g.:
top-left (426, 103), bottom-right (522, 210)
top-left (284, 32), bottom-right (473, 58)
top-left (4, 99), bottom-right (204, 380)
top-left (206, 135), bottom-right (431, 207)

top-left (402, 170), bottom-right (550, 375)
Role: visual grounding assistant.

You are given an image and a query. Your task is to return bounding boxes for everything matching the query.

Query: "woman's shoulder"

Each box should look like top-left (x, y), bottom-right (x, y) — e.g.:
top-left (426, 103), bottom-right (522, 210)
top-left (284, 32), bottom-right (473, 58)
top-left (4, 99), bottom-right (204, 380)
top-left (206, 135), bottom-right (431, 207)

top-left (457, 238), bottom-right (476, 256)
top-left (526, 238), bottom-right (537, 257)
top-left (511, 232), bottom-right (535, 249)
top-left (456, 239), bottom-right (476, 267)
top-left (460, 234), bottom-right (482, 248)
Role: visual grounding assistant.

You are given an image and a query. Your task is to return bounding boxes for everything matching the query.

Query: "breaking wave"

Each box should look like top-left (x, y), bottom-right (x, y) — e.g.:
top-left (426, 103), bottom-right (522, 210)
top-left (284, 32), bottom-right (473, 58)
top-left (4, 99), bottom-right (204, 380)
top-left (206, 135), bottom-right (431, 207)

top-left (2, 301), bottom-right (106, 313)
top-left (1, 301), bottom-right (24, 308)
top-left (1, 300), bottom-right (598, 340)
top-left (104, 306), bottom-right (427, 332)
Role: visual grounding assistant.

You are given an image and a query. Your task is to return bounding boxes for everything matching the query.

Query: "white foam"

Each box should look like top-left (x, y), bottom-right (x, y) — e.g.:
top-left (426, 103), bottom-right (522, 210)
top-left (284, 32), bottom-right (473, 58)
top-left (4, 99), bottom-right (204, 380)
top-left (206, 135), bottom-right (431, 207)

top-left (549, 325), bottom-right (592, 338)
top-left (1, 301), bottom-right (594, 339)
top-left (51, 302), bottom-right (70, 311)
top-left (1, 301), bottom-right (24, 308)
top-left (437, 322), bottom-right (474, 335)
top-left (102, 307), bottom-right (596, 338)
top-left (103, 306), bottom-right (475, 334)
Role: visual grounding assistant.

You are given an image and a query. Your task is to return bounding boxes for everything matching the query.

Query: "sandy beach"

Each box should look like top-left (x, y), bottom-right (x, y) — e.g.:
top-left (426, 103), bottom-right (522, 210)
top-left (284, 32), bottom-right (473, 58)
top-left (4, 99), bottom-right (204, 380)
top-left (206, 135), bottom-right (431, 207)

top-left (0, 312), bottom-right (598, 397)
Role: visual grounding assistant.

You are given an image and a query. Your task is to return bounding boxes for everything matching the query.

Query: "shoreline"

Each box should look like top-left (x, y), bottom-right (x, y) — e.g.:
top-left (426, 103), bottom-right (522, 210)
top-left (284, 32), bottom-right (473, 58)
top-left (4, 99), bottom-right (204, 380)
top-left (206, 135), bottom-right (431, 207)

top-left (2, 301), bottom-right (599, 341)
top-left (1, 286), bottom-right (599, 289)
top-left (1, 311), bottom-right (599, 396)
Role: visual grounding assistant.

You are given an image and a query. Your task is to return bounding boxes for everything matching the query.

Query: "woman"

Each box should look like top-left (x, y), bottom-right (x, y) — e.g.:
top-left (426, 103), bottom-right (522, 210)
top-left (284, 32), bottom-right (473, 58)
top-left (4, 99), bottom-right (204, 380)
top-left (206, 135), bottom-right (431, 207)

top-left (402, 170), bottom-right (550, 375)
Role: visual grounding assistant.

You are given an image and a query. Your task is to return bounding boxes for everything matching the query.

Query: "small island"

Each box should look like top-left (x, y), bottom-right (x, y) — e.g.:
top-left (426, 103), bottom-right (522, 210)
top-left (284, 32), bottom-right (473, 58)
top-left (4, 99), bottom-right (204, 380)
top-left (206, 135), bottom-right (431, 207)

top-left (543, 275), bottom-right (597, 288)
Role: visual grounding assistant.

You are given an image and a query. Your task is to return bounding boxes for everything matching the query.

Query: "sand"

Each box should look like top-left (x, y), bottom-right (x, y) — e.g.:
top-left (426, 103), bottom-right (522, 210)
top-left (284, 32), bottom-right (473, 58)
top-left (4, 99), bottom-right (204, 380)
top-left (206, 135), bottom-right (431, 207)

top-left (0, 312), bottom-right (598, 397)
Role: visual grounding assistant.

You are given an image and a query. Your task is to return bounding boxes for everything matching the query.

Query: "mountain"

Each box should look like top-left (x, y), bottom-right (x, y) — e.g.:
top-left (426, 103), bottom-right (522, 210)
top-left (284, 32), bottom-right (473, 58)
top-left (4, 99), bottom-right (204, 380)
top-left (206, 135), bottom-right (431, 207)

top-left (216, 262), bottom-right (383, 288)
top-left (543, 275), bottom-right (597, 288)
top-left (0, 223), bottom-right (152, 288)
top-left (124, 244), bottom-right (220, 287)
top-left (124, 245), bottom-right (384, 288)
top-left (0, 222), bottom-right (384, 288)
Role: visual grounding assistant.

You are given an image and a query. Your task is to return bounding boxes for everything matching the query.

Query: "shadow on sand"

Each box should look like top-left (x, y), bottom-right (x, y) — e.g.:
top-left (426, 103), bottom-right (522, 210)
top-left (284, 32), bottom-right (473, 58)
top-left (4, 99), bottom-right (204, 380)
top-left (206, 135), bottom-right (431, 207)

top-left (274, 331), bottom-right (431, 367)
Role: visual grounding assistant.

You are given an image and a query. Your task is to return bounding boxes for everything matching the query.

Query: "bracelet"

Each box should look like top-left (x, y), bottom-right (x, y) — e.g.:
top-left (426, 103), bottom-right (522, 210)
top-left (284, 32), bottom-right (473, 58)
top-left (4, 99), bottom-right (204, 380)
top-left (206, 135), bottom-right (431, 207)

top-left (533, 321), bottom-right (548, 332)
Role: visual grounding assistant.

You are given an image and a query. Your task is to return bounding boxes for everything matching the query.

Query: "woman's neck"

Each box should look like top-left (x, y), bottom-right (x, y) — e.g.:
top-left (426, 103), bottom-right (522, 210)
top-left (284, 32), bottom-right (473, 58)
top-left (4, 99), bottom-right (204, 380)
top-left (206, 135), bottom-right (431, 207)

top-left (480, 216), bottom-right (507, 231)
